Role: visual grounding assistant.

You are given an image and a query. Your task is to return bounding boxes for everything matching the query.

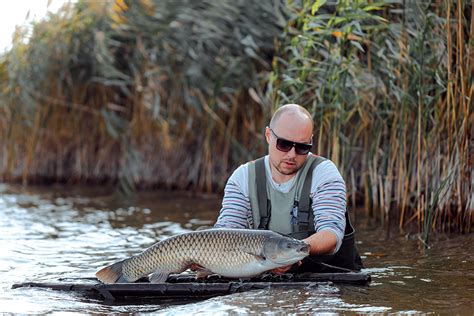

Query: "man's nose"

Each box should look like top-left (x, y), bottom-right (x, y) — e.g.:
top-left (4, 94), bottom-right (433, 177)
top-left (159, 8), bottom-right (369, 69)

top-left (286, 146), bottom-right (297, 157)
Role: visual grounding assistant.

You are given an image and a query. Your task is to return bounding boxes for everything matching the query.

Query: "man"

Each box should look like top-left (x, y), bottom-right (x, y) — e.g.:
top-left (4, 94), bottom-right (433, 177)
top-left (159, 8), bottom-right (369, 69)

top-left (215, 104), bottom-right (363, 273)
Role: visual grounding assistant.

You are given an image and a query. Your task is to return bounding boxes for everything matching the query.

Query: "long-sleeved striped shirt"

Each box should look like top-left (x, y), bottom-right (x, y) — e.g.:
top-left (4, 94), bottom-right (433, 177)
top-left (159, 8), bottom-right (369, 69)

top-left (215, 155), bottom-right (346, 253)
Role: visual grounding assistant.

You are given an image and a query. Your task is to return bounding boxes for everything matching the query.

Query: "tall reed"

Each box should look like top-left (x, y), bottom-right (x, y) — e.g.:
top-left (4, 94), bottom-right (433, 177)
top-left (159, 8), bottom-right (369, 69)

top-left (270, 0), bottom-right (473, 237)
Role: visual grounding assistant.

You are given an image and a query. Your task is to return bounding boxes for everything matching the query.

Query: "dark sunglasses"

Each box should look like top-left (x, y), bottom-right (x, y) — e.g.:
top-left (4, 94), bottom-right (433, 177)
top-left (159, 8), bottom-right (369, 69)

top-left (269, 128), bottom-right (312, 155)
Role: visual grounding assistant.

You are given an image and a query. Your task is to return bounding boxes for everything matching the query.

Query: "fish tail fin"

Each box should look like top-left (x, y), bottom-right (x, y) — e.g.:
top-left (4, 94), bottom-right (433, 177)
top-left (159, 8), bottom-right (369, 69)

top-left (96, 259), bottom-right (127, 284)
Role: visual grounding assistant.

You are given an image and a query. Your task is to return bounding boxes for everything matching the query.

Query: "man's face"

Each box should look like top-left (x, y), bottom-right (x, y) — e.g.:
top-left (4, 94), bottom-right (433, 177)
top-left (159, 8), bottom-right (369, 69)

top-left (265, 113), bottom-right (313, 179)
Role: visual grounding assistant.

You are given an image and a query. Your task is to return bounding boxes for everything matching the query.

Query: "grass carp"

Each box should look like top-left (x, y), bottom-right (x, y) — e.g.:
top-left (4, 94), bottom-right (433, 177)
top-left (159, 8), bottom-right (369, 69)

top-left (96, 228), bottom-right (310, 284)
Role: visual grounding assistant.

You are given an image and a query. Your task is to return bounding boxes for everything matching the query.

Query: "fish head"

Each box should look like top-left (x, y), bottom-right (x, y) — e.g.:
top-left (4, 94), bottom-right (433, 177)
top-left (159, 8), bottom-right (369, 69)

top-left (262, 235), bottom-right (310, 266)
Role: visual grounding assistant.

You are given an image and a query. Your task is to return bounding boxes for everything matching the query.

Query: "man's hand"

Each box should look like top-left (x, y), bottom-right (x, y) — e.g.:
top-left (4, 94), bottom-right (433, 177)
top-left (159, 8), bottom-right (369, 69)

top-left (270, 261), bottom-right (302, 274)
top-left (189, 264), bottom-right (203, 271)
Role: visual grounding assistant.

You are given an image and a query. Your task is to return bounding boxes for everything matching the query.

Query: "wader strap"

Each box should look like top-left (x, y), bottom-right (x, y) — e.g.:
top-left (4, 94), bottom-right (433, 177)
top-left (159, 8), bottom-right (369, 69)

top-left (297, 156), bottom-right (326, 231)
top-left (255, 157), bottom-right (270, 229)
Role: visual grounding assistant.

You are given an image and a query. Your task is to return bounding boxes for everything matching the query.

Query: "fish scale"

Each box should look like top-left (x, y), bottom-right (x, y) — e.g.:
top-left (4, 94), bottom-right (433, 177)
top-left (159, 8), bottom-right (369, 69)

top-left (96, 228), bottom-right (310, 284)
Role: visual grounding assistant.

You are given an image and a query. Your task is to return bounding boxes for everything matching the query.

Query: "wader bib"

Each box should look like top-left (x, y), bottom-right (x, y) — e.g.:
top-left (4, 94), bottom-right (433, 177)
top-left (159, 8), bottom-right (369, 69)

top-left (248, 155), bottom-right (363, 272)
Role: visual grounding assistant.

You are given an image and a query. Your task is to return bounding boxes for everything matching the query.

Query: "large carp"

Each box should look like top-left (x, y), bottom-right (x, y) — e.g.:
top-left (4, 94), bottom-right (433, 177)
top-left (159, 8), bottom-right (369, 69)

top-left (96, 228), bottom-right (310, 284)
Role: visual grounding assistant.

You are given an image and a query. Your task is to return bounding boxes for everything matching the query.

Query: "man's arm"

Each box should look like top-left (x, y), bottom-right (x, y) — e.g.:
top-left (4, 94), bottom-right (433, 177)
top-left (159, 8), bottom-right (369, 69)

top-left (303, 230), bottom-right (337, 255)
top-left (214, 179), bottom-right (252, 229)
top-left (308, 179), bottom-right (347, 255)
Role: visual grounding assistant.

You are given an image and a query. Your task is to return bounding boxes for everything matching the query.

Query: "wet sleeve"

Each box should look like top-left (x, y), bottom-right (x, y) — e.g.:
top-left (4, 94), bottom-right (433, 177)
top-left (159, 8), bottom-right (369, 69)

top-left (310, 179), bottom-right (347, 254)
top-left (214, 167), bottom-right (253, 229)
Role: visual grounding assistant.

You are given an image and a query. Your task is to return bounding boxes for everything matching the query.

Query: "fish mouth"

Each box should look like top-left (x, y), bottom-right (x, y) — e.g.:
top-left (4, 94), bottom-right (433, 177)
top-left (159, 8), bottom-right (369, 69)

top-left (299, 244), bottom-right (310, 253)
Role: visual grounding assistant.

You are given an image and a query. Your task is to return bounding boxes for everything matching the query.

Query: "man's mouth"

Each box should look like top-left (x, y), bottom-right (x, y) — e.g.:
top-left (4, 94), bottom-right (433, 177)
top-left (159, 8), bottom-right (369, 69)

top-left (283, 161), bottom-right (296, 167)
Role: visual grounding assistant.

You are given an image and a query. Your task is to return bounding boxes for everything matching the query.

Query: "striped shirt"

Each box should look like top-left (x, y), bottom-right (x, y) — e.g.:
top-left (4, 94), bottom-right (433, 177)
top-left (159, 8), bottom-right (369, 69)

top-left (215, 155), bottom-right (346, 253)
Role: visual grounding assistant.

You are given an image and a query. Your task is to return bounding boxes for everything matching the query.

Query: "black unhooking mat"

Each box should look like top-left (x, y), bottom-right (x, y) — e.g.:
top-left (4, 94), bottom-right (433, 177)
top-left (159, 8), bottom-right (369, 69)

top-left (12, 272), bottom-right (371, 302)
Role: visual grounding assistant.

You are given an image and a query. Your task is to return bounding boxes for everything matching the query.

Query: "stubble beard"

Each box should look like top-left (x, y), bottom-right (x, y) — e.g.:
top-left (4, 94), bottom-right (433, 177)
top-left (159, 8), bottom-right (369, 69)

top-left (275, 160), bottom-right (299, 176)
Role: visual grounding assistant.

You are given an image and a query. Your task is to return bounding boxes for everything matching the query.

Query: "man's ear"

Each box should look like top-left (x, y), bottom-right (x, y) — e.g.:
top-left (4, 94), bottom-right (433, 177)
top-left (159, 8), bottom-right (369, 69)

top-left (265, 126), bottom-right (271, 144)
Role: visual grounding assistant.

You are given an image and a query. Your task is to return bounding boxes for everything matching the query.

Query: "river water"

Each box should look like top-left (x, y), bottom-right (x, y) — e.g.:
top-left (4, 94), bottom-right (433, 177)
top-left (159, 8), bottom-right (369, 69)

top-left (1, 184), bottom-right (473, 314)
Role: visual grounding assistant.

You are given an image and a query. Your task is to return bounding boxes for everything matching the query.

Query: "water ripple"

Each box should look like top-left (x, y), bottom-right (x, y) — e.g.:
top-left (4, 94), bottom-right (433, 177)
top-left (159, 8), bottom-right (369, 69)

top-left (1, 186), bottom-right (473, 314)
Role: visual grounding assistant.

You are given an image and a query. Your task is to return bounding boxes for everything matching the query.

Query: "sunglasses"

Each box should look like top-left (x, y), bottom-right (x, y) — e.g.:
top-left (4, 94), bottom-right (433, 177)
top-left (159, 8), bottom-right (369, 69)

top-left (269, 128), bottom-right (312, 155)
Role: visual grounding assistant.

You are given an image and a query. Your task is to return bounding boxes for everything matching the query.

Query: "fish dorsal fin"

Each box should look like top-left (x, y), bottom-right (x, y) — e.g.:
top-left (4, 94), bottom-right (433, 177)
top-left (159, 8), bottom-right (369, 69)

top-left (195, 225), bottom-right (214, 231)
top-left (238, 244), bottom-right (266, 261)
top-left (149, 271), bottom-right (169, 283)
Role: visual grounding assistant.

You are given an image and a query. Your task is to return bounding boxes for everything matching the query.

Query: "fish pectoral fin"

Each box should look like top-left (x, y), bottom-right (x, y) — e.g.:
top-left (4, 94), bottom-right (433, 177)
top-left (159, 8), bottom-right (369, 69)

top-left (149, 271), bottom-right (169, 283)
top-left (252, 254), bottom-right (266, 262)
top-left (237, 246), bottom-right (266, 262)
top-left (195, 268), bottom-right (213, 279)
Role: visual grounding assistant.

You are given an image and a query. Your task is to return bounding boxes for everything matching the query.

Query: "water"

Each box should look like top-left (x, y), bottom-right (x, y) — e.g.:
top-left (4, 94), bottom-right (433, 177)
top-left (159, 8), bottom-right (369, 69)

top-left (1, 184), bottom-right (473, 314)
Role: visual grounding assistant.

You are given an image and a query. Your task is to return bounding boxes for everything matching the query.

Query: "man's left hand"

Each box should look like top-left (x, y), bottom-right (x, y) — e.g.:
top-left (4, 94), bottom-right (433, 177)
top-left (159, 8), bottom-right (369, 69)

top-left (270, 261), bottom-right (302, 275)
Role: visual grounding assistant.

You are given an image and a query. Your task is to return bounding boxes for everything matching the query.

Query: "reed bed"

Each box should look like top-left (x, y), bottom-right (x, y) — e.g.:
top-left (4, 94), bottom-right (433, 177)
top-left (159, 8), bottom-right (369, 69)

top-left (272, 0), bottom-right (473, 238)
top-left (0, 0), bottom-right (284, 193)
top-left (0, 0), bottom-right (471, 237)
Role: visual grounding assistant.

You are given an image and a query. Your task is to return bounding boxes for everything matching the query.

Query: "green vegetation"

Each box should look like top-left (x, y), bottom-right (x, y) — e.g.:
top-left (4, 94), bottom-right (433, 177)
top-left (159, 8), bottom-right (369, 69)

top-left (273, 0), bottom-right (473, 237)
top-left (0, 0), bottom-right (472, 237)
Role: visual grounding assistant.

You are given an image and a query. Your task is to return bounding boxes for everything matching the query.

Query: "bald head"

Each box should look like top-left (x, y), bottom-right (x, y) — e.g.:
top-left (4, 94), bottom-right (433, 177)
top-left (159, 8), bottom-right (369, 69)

top-left (269, 104), bottom-right (314, 132)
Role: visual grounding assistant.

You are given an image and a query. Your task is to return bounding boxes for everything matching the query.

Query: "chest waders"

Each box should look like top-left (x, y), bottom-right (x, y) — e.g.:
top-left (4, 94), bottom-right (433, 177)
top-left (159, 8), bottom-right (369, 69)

top-left (249, 156), bottom-right (363, 272)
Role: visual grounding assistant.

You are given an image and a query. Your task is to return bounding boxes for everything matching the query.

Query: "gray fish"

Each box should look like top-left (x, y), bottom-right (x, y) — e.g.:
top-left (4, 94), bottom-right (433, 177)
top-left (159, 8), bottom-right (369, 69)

top-left (96, 228), bottom-right (310, 284)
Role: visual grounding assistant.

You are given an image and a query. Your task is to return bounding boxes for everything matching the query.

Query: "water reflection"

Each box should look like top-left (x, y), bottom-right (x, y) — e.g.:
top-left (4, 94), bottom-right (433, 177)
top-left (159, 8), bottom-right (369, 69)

top-left (0, 184), bottom-right (473, 314)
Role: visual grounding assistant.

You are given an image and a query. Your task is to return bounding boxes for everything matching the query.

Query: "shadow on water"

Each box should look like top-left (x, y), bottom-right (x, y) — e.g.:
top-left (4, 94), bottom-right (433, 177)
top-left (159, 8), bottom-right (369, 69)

top-left (0, 184), bottom-right (473, 314)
